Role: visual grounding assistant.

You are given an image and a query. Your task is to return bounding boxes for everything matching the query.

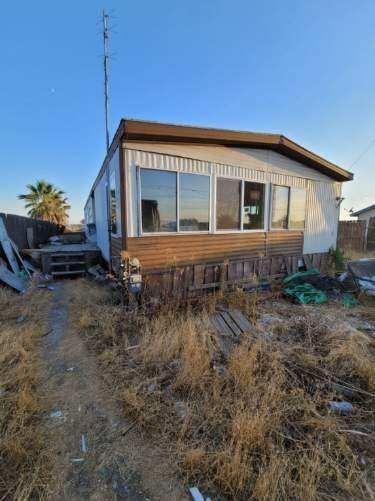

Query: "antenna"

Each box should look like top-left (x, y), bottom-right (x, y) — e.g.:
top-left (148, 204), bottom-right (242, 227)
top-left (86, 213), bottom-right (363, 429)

top-left (102, 9), bottom-right (110, 152)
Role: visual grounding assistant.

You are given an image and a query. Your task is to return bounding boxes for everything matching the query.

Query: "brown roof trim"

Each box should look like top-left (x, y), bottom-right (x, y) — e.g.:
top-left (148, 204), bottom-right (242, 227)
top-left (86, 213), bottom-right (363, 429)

top-left (123, 119), bottom-right (353, 182)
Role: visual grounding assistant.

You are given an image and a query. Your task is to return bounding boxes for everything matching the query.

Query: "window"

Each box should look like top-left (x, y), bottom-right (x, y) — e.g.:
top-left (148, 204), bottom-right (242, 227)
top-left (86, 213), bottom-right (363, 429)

top-left (140, 169), bottom-right (177, 233)
top-left (243, 181), bottom-right (265, 230)
top-left (271, 185), bottom-right (290, 229)
top-left (179, 173), bottom-right (210, 231)
top-left (109, 171), bottom-right (117, 234)
top-left (216, 178), bottom-right (241, 230)
top-left (271, 185), bottom-right (306, 230)
top-left (289, 188), bottom-right (306, 229)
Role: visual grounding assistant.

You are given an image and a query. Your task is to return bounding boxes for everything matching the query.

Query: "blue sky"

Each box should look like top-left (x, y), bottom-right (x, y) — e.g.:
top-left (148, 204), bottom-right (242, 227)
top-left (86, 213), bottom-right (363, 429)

top-left (1, 0), bottom-right (374, 223)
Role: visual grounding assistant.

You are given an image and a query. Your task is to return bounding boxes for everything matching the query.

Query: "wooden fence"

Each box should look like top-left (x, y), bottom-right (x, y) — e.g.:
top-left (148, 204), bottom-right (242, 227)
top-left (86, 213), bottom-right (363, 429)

top-left (367, 217), bottom-right (375, 252)
top-left (337, 220), bottom-right (367, 254)
top-left (142, 252), bottom-right (332, 297)
top-left (0, 213), bottom-right (64, 250)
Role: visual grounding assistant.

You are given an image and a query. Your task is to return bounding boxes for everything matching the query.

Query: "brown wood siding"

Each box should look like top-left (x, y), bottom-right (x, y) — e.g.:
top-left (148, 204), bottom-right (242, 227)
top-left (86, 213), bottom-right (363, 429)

top-left (111, 235), bottom-right (122, 272)
top-left (127, 231), bottom-right (303, 271)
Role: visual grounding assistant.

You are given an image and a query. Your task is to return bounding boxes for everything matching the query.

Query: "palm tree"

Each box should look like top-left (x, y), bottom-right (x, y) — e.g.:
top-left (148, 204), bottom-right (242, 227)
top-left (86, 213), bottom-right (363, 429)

top-left (18, 180), bottom-right (70, 225)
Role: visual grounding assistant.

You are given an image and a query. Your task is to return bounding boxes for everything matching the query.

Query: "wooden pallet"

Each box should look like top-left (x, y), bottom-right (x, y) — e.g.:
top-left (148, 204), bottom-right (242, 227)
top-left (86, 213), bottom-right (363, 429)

top-left (211, 309), bottom-right (252, 337)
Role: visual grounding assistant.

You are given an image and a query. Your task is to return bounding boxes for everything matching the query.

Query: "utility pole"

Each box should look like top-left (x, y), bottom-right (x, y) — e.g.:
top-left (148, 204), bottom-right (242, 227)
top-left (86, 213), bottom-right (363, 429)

top-left (102, 9), bottom-right (110, 152)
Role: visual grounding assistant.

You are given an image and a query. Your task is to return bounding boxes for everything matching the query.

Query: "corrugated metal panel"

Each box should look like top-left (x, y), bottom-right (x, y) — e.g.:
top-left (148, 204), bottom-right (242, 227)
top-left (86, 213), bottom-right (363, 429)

top-left (127, 231), bottom-right (302, 270)
top-left (126, 142), bottom-right (333, 182)
top-left (303, 181), bottom-right (341, 253)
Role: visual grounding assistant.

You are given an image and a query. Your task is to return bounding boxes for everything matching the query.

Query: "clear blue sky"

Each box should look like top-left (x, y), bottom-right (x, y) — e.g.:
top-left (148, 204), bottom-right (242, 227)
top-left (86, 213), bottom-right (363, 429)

top-left (1, 1), bottom-right (374, 223)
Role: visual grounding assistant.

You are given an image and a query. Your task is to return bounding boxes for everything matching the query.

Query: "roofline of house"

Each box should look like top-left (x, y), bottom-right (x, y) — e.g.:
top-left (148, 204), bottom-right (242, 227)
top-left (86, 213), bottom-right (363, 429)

top-left (351, 204), bottom-right (375, 217)
top-left (85, 118), bottom-right (353, 208)
top-left (123, 119), bottom-right (353, 182)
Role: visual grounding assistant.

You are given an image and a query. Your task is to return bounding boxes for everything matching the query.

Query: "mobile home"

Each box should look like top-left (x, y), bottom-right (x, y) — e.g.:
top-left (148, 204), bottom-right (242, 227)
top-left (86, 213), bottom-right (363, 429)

top-left (84, 119), bottom-right (353, 286)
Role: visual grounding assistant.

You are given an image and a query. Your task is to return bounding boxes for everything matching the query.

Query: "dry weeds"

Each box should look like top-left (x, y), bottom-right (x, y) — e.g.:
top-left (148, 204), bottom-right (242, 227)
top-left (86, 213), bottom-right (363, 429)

top-left (0, 286), bottom-right (52, 500)
top-left (69, 279), bottom-right (375, 500)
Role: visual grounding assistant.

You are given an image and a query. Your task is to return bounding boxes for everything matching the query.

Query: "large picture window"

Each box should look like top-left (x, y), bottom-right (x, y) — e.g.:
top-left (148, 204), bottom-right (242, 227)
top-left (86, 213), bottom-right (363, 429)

top-left (109, 171), bottom-right (117, 234)
top-left (140, 169), bottom-right (177, 233)
top-left (216, 178), bottom-right (241, 230)
top-left (243, 181), bottom-right (265, 230)
top-left (289, 188), bottom-right (306, 229)
top-left (179, 173), bottom-right (210, 231)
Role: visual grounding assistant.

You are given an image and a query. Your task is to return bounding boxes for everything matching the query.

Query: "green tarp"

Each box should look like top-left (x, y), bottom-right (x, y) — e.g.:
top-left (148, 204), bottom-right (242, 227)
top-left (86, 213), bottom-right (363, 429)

top-left (284, 283), bottom-right (328, 304)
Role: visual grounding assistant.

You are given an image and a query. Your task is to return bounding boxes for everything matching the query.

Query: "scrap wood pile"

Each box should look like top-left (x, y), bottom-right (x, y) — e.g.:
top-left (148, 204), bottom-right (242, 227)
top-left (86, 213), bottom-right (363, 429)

top-left (0, 217), bottom-right (36, 292)
top-left (68, 279), bottom-right (375, 501)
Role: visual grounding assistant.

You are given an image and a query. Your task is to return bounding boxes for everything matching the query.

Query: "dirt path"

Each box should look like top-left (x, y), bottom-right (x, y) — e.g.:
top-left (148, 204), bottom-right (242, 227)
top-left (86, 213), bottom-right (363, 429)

top-left (41, 282), bottom-right (187, 500)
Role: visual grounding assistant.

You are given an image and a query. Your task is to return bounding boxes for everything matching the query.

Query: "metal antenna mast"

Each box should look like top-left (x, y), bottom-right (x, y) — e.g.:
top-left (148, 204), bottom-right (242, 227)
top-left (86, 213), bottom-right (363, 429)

top-left (102, 9), bottom-right (110, 152)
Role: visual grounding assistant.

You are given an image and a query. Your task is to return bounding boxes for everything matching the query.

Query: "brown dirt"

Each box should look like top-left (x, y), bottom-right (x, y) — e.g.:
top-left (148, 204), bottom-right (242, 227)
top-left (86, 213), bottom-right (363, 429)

top-left (41, 281), bottom-right (187, 500)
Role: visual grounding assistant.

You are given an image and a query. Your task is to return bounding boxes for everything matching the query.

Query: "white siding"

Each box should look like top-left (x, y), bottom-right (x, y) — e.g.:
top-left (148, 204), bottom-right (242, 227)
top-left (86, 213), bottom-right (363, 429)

top-left (125, 142), bottom-right (333, 182)
top-left (356, 207), bottom-right (375, 228)
top-left (303, 181), bottom-right (341, 253)
top-left (124, 145), bottom-right (343, 254)
top-left (93, 172), bottom-right (110, 262)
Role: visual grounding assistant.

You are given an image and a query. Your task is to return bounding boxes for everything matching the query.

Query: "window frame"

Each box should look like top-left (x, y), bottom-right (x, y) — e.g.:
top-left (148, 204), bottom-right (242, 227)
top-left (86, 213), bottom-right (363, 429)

top-left (138, 166), bottom-right (211, 236)
top-left (288, 187), bottom-right (307, 230)
top-left (214, 176), bottom-right (267, 233)
top-left (179, 171), bottom-right (211, 233)
top-left (270, 184), bottom-right (306, 231)
top-left (109, 169), bottom-right (120, 236)
top-left (137, 167), bottom-right (306, 237)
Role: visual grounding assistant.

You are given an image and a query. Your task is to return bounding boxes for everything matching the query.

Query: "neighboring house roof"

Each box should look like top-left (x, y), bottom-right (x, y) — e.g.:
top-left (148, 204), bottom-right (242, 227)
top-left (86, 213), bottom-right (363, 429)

top-left (86, 118), bottom-right (353, 207)
top-left (351, 204), bottom-right (375, 217)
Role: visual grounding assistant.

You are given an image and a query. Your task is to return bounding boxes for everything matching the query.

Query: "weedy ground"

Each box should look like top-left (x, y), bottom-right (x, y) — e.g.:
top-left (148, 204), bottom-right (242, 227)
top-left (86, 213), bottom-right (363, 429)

top-left (67, 278), bottom-right (375, 501)
top-left (0, 287), bottom-right (52, 500)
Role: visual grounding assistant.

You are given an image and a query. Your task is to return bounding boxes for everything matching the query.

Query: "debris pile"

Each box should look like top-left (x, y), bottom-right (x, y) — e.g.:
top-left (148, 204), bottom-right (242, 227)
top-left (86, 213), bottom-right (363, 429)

top-left (348, 258), bottom-right (375, 296)
top-left (0, 217), bottom-right (33, 292)
top-left (283, 267), bottom-right (357, 306)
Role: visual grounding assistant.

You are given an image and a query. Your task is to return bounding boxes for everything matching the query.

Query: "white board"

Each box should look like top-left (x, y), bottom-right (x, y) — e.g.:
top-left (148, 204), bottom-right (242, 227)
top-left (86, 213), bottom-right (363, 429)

top-left (0, 218), bottom-right (20, 274)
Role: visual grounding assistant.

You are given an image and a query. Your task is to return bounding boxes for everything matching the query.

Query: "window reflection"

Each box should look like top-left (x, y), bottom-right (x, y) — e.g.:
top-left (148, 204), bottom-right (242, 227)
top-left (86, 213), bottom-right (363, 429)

top-left (109, 171), bottom-right (117, 234)
top-left (180, 173), bottom-right (210, 231)
top-left (216, 178), bottom-right (241, 230)
top-left (271, 185), bottom-right (290, 229)
top-left (141, 169), bottom-right (177, 232)
top-left (289, 188), bottom-right (306, 229)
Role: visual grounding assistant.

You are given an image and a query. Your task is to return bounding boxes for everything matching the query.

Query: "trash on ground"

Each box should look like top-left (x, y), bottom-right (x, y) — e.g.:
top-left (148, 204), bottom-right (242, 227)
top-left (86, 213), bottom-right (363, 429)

top-left (80, 434), bottom-right (88, 453)
top-left (71, 458), bottom-right (85, 463)
top-left (341, 292), bottom-right (357, 308)
top-left (348, 258), bottom-right (375, 296)
top-left (283, 267), bottom-right (357, 305)
top-left (87, 264), bottom-right (107, 281)
top-left (188, 486), bottom-right (205, 501)
top-left (328, 401), bottom-right (354, 415)
top-left (0, 263), bottom-right (27, 292)
top-left (50, 410), bottom-right (64, 419)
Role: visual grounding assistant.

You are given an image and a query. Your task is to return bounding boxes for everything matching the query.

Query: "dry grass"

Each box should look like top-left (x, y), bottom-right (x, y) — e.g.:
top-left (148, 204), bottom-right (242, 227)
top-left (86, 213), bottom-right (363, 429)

top-left (0, 286), bottom-right (52, 500)
top-left (68, 279), bottom-right (375, 500)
